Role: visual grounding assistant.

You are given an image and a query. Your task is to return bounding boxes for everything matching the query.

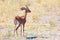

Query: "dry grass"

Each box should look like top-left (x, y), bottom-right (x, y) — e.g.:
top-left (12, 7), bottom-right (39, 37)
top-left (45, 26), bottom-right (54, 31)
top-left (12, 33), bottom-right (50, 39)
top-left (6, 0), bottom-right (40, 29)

top-left (0, 0), bottom-right (60, 40)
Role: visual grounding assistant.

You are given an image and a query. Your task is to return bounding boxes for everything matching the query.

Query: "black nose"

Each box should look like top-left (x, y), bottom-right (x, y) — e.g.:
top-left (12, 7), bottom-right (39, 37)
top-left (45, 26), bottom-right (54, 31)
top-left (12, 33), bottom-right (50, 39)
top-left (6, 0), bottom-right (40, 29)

top-left (29, 10), bottom-right (31, 12)
top-left (28, 9), bottom-right (31, 13)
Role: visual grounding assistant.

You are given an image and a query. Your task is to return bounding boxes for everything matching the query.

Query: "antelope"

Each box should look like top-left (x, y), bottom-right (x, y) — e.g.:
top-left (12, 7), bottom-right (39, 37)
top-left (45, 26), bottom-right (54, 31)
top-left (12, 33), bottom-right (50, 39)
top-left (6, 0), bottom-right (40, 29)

top-left (14, 5), bottom-right (31, 36)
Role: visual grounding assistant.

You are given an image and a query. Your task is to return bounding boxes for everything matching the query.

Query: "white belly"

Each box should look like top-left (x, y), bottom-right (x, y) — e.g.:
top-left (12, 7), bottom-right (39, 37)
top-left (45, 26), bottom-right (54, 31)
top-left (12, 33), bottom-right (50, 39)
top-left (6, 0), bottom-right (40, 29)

top-left (15, 20), bottom-right (19, 26)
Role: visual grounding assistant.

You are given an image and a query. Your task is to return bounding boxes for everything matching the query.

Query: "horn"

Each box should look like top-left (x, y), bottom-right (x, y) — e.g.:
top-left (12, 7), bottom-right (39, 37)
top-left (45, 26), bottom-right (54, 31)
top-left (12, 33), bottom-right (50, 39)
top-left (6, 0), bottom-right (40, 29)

top-left (25, 5), bottom-right (29, 9)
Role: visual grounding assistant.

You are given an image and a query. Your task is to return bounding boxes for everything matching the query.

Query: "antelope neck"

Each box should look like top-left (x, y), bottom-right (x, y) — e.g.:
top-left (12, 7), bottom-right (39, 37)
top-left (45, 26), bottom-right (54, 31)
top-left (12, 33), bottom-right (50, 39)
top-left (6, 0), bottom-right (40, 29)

top-left (24, 11), bottom-right (27, 19)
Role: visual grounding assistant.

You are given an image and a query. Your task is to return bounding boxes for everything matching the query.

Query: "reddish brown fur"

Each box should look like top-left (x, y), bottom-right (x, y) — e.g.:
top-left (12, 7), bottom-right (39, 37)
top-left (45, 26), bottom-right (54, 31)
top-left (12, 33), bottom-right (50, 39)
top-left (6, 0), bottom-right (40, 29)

top-left (14, 16), bottom-right (26, 36)
top-left (14, 6), bottom-right (31, 36)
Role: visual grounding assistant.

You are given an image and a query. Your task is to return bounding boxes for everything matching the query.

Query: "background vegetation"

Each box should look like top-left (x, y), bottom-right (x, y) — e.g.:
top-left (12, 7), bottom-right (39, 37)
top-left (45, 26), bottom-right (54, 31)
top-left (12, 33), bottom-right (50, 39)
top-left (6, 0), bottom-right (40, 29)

top-left (0, 0), bottom-right (60, 40)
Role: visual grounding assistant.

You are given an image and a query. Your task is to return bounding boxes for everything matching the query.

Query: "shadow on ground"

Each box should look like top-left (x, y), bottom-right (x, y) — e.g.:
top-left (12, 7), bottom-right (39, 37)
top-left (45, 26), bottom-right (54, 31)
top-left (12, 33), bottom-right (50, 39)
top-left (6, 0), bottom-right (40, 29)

top-left (26, 36), bottom-right (37, 40)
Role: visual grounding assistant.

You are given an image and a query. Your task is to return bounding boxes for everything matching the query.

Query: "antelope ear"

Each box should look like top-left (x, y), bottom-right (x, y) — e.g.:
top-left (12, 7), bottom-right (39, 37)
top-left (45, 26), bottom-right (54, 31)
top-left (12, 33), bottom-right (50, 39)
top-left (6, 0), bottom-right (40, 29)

top-left (20, 7), bottom-right (26, 10)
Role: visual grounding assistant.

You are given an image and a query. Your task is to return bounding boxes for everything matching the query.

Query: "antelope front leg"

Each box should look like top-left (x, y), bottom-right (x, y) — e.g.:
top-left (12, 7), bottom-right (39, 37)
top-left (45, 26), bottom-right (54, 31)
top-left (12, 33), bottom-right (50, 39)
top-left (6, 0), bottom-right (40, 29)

top-left (22, 24), bottom-right (25, 36)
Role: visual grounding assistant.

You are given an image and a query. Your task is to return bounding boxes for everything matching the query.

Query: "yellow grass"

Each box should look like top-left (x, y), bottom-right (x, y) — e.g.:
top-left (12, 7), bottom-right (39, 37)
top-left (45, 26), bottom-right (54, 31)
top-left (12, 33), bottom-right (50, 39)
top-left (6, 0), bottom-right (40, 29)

top-left (0, 0), bottom-right (60, 40)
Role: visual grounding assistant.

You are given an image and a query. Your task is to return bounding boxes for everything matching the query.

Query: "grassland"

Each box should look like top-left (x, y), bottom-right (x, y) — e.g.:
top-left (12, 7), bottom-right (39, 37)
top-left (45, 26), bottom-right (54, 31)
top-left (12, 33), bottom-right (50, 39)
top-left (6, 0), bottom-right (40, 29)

top-left (0, 0), bottom-right (60, 40)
